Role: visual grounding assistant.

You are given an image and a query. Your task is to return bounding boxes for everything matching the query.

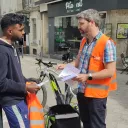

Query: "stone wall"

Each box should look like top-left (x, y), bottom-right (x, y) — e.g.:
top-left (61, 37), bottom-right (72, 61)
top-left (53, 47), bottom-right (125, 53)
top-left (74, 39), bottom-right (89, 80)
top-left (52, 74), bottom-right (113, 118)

top-left (106, 9), bottom-right (128, 67)
top-left (29, 11), bottom-right (42, 55)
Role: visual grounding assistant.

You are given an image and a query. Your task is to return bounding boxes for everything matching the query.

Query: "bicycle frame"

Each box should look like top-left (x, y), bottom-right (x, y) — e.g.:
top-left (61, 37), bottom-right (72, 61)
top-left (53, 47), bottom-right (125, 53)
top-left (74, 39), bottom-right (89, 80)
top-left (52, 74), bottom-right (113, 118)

top-left (36, 59), bottom-right (76, 105)
top-left (35, 59), bottom-right (79, 127)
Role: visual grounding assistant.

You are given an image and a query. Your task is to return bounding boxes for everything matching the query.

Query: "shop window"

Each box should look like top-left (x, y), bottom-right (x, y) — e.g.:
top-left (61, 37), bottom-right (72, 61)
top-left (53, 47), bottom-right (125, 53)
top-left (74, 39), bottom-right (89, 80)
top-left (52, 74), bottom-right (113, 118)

top-left (71, 16), bottom-right (78, 27)
top-left (32, 18), bottom-right (37, 43)
top-left (54, 16), bottom-right (81, 53)
top-left (99, 12), bottom-right (107, 33)
top-left (33, 48), bottom-right (37, 55)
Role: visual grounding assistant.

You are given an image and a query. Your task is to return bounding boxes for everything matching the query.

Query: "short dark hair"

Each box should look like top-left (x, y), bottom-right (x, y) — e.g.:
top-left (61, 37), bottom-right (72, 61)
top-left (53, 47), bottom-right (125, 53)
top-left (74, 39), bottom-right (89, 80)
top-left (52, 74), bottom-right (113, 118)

top-left (1, 13), bottom-right (24, 31)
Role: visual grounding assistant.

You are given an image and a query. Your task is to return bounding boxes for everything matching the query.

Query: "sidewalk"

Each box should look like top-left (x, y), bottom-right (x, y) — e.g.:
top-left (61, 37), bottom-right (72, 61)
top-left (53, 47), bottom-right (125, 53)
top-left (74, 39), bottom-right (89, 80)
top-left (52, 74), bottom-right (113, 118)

top-left (2, 55), bottom-right (128, 128)
top-left (106, 71), bottom-right (128, 128)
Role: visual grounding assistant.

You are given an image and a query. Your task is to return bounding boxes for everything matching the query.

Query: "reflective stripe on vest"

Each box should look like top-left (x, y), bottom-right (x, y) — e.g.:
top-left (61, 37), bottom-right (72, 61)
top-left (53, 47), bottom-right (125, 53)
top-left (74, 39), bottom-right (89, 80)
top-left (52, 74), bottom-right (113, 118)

top-left (31, 120), bottom-right (44, 125)
top-left (30, 106), bottom-right (44, 127)
top-left (88, 69), bottom-right (117, 91)
top-left (109, 74), bottom-right (117, 91)
top-left (87, 84), bottom-right (109, 90)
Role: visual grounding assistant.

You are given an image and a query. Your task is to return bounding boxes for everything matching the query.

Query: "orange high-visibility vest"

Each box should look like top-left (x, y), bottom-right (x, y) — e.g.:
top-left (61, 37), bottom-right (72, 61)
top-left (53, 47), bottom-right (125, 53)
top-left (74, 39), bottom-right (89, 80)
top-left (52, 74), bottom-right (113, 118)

top-left (26, 82), bottom-right (44, 128)
top-left (79, 34), bottom-right (117, 98)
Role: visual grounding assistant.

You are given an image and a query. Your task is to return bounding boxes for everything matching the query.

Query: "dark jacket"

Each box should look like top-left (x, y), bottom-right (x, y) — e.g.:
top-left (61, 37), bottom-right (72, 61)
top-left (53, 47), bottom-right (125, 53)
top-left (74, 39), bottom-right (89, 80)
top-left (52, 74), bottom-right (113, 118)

top-left (0, 40), bottom-right (26, 106)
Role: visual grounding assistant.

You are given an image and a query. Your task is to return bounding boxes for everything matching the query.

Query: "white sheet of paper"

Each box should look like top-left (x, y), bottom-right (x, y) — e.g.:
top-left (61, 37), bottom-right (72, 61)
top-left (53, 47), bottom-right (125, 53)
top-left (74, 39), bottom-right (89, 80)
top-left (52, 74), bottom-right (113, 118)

top-left (59, 64), bottom-right (80, 81)
top-left (37, 80), bottom-right (49, 87)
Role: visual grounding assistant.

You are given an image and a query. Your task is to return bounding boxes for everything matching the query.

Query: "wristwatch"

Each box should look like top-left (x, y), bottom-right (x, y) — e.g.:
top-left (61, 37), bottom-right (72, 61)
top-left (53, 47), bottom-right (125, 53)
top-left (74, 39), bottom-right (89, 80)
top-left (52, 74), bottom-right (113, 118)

top-left (88, 73), bottom-right (93, 80)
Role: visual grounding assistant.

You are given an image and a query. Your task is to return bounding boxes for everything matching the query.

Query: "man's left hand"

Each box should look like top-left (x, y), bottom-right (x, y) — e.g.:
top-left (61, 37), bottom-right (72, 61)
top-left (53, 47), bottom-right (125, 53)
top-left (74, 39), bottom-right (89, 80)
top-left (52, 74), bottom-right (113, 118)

top-left (72, 74), bottom-right (88, 84)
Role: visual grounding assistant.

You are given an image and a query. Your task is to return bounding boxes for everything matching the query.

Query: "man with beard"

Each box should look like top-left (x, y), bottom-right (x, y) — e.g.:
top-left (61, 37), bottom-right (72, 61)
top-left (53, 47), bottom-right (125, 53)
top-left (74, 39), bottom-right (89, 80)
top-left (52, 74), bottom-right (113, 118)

top-left (0, 13), bottom-right (40, 128)
top-left (57, 9), bottom-right (117, 128)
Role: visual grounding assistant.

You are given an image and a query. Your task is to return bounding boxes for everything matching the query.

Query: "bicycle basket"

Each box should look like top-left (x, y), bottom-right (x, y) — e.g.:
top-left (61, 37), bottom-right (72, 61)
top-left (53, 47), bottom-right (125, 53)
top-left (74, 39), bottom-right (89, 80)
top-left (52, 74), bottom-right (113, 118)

top-left (46, 104), bottom-right (81, 128)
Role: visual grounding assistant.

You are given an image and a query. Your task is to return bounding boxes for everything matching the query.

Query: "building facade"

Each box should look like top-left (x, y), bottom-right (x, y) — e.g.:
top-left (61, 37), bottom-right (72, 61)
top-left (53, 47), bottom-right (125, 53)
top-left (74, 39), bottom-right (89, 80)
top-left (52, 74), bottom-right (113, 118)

top-left (1, 0), bottom-right (128, 66)
top-left (22, 0), bottom-right (49, 56)
top-left (26, 0), bottom-right (42, 55)
top-left (35, 0), bottom-right (128, 66)
top-left (0, 0), bottom-right (48, 56)
top-left (1, 0), bottom-right (30, 54)
top-left (29, 0), bottom-right (49, 56)
top-left (1, 0), bottom-right (23, 15)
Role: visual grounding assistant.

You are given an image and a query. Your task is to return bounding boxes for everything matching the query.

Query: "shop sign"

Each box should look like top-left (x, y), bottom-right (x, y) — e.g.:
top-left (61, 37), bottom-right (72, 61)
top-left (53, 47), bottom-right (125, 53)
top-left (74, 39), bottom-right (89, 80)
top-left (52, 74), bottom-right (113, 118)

top-left (65, 0), bottom-right (83, 13)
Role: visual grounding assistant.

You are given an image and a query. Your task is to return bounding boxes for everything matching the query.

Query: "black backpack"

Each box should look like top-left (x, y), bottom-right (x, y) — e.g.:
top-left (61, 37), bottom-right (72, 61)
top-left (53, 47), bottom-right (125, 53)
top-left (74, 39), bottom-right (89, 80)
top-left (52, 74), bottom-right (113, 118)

top-left (46, 104), bottom-right (81, 128)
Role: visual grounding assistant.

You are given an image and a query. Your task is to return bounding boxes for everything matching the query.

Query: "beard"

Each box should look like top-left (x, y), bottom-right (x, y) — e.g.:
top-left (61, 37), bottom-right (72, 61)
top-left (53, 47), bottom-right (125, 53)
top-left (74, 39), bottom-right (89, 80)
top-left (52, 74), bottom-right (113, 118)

top-left (79, 27), bottom-right (90, 38)
top-left (11, 36), bottom-right (23, 42)
top-left (81, 33), bottom-right (86, 37)
top-left (79, 29), bottom-right (87, 37)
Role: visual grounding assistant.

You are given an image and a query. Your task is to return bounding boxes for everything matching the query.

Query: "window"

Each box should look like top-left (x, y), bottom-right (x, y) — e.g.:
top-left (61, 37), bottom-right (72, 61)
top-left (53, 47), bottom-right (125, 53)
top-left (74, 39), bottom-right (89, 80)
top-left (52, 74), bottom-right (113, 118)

top-left (71, 16), bottom-right (78, 27)
top-left (29, 0), bottom-right (35, 7)
top-left (33, 49), bottom-right (37, 55)
top-left (32, 18), bottom-right (37, 43)
top-left (54, 15), bottom-right (81, 53)
top-left (99, 12), bottom-right (107, 33)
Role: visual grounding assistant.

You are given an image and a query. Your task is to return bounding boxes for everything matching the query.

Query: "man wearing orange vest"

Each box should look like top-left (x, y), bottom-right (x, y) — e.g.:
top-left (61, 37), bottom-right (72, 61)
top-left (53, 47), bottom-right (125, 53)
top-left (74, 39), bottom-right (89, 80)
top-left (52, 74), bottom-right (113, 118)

top-left (57, 9), bottom-right (117, 128)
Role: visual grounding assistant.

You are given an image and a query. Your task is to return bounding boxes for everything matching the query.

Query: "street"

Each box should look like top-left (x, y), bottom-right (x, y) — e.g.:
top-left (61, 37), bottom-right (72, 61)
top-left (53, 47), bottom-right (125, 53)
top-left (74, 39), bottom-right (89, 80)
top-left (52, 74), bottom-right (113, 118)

top-left (2, 56), bottom-right (128, 128)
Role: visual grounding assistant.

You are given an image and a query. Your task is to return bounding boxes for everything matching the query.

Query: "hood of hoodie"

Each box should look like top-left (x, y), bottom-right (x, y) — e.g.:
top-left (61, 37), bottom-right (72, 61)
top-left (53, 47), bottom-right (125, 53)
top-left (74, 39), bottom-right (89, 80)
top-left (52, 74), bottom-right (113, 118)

top-left (0, 39), bottom-right (13, 48)
top-left (0, 39), bottom-right (16, 57)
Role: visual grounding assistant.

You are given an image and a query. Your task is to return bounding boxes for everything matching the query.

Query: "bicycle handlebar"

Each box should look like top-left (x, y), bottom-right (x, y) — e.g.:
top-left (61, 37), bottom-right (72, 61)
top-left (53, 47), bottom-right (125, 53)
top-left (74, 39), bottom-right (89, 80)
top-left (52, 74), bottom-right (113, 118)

top-left (35, 58), bottom-right (57, 68)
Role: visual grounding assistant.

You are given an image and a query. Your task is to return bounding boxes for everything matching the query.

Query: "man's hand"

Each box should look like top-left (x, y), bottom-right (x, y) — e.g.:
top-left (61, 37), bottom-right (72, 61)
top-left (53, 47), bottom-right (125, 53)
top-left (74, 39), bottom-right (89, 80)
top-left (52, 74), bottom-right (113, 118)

top-left (56, 64), bottom-right (66, 70)
top-left (72, 74), bottom-right (88, 84)
top-left (26, 82), bottom-right (40, 93)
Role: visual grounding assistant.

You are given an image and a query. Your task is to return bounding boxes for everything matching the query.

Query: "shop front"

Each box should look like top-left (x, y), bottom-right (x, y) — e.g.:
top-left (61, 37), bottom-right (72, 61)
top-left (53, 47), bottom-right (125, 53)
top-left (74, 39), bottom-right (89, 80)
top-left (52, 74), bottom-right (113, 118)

top-left (47, 0), bottom-right (108, 55)
top-left (36, 0), bottom-right (128, 67)
top-left (54, 16), bottom-right (81, 54)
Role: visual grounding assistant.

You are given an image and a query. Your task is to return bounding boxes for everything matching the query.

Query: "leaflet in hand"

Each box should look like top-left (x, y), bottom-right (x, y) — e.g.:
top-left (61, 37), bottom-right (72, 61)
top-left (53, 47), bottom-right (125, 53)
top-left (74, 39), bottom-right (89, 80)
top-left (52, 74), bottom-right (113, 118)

top-left (59, 64), bottom-right (80, 81)
top-left (37, 80), bottom-right (49, 87)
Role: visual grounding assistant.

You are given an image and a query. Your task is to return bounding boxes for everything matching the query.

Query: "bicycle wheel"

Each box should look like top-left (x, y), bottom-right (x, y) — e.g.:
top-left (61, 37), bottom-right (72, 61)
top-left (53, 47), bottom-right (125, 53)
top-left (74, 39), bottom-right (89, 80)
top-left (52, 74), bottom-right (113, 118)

top-left (65, 84), bottom-right (78, 112)
top-left (36, 85), bottom-right (47, 107)
top-left (68, 88), bottom-right (83, 127)
top-left (69, 88), bottom-right (79, 112)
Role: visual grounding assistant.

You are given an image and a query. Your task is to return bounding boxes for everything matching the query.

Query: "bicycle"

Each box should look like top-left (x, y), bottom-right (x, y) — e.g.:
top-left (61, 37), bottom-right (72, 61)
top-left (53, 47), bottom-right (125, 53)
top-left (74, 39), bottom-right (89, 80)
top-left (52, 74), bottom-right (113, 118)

top-left (30, 58), bottom-right (78, 110)
top-left (33, 58), bottom-right (81, 127)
